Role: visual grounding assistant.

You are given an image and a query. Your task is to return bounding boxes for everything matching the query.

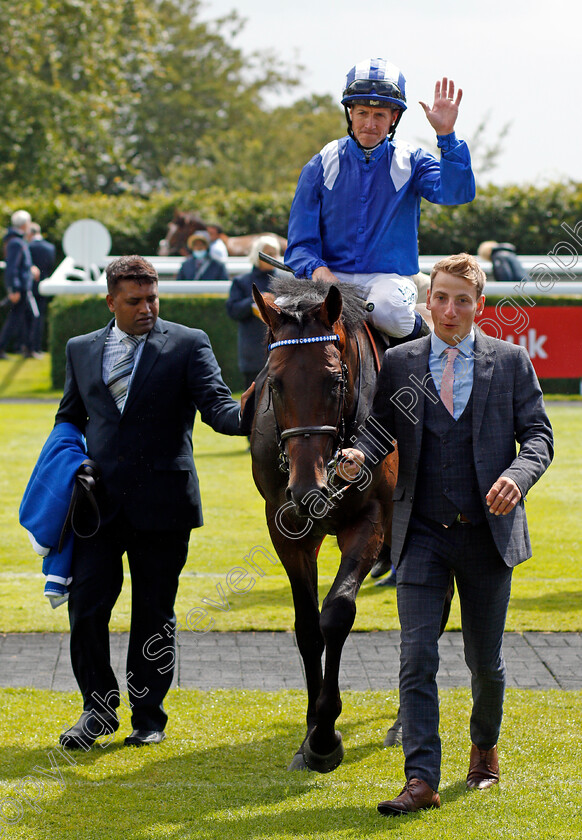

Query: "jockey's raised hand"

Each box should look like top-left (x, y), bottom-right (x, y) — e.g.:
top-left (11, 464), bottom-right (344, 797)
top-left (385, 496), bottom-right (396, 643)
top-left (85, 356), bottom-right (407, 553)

top-left (419, 77), bottom-right (462, 136)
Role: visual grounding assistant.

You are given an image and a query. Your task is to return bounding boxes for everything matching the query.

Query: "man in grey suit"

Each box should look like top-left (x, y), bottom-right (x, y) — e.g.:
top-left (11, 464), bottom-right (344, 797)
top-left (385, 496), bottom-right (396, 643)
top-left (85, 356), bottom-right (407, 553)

top-left (55, 255), bottom-right (245, 749)
top-left (340, 253), bottom-right (553, 814)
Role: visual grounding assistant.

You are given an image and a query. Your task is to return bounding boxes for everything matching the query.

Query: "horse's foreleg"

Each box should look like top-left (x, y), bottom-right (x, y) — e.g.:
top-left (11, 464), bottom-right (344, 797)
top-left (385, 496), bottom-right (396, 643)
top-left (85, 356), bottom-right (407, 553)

top-left (304, 505), bottom-right (384, 772)
top-left (267, 507), bottom-right (324, 768)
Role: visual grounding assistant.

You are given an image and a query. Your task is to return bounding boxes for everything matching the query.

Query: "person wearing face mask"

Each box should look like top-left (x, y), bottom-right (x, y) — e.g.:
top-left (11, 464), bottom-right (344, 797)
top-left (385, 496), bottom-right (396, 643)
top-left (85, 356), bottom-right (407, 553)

top-left (226, 235), bottom-right (282, 390)
top-left (176, 231), bottom-right (229, 281)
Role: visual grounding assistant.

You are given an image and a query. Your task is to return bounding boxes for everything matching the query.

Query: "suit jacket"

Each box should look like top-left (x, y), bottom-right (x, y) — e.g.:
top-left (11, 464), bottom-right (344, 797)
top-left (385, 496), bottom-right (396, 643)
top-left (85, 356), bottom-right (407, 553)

top-left (356, 331), bottom-right (553, 567)
top-left (55, 317), bottom-right (241, 531)
top-left (29, 237), bottom-right (57, 281)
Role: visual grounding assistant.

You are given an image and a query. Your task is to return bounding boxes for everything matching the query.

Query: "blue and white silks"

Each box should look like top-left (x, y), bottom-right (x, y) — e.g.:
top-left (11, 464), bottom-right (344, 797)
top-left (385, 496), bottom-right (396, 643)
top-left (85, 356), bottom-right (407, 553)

top-left (19, 422), bottom-right (88, 608)
top-left (285, 132), bottom-right (475, 280)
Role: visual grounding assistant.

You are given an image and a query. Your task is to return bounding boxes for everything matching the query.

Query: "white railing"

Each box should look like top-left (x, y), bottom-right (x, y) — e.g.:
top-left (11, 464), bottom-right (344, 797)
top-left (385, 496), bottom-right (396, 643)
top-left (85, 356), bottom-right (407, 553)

top-left (37, 255), bottom-right (582, 297)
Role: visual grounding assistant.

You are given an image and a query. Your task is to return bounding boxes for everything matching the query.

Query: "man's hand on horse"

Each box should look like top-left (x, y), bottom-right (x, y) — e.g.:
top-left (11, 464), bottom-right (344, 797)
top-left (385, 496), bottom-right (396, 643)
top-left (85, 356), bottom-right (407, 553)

top-left (486, 475), bottom-right (522, 516)
top-left (240, 381), bottom-right (255, 414)
top-left (312, 266), bottom-right (339, 284)
top-left (337, 448), bottom-right (366, 482)
top-left (419, 77), bottom-right (462, 137)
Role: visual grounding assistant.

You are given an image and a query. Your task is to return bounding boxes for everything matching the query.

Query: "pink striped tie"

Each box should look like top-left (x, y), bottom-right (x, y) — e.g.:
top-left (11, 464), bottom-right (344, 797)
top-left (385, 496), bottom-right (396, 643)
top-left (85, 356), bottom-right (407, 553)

top-left (440, 347), bottom-right (459, 416)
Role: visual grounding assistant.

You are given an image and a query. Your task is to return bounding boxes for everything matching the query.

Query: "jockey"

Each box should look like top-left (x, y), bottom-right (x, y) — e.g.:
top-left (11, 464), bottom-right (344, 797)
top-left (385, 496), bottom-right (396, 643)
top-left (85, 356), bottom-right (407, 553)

top-left (284, 58), bottom-right (476, 343)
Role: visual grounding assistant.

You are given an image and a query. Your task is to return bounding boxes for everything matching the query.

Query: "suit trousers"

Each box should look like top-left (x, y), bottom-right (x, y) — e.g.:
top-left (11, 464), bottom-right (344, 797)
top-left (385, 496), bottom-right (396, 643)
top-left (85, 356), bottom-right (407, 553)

top-left (0, 296), bottom-right (34, 353)
top-left (396, 515), bottom-right (513, 791)
top-left (68, 512), bottom-right (190, 731)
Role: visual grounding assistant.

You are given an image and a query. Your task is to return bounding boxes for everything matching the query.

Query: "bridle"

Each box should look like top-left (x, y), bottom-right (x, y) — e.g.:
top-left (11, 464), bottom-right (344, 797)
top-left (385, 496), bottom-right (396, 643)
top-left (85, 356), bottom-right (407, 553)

top-left (267, 332), bottom-right (357, 478)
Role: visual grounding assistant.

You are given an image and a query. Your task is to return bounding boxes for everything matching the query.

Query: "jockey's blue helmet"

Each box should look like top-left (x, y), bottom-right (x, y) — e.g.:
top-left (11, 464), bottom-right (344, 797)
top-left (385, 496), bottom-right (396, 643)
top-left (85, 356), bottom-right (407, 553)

top-left (341, 59), bottom-right (407, 112)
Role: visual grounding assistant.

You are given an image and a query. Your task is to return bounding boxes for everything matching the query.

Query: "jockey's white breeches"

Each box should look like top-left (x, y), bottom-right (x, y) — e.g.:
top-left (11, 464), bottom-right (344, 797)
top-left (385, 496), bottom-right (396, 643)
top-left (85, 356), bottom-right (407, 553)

top-left (334, 272), bottom-right (418, 338)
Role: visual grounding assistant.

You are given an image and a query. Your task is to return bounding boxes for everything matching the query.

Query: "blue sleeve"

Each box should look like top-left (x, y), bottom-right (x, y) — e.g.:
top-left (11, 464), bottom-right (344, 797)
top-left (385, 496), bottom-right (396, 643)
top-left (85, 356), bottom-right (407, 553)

top-left (176, 260), bottom-right (187, 280)
top-left (414, 133), bottom-right (476, 206)
top-left (4, 239), bottom-right (24, 291)
top-left (284, 157), bottom-right (328, 278)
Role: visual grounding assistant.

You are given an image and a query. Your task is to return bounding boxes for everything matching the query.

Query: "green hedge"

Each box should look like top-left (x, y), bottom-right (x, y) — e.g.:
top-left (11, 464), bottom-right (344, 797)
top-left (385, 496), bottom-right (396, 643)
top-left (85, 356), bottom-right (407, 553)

top-left (418, 181), bottom-right (582, 255)
top-left (49, 294), bottom-right (582, 396)
top-left (49, 295), bottom-right (244, 392)
top-left (1, 187), bottom-right (295, 265)
top-left (3, 181), bottom-right (582, 263)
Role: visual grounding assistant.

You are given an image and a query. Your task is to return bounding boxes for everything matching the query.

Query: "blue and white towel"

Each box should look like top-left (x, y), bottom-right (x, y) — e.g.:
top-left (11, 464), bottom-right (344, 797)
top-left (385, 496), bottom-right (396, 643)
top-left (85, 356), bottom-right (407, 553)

top-left (19, 423), bottom-right (88, 608)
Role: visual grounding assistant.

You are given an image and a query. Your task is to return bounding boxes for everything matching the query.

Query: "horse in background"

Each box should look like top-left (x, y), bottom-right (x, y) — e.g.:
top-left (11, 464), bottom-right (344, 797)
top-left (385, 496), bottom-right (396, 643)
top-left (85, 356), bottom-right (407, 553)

top-left (158, 210), bottom-right (287, 257)
top-left (158, 211), bottom-right (207, 256)
top-left (250, 277), bottom-right (397, 772)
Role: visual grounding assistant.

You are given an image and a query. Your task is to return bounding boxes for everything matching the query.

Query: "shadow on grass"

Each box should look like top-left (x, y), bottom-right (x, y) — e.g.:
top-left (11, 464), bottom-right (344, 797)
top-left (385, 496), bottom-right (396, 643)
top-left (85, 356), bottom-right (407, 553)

top-left (194, 448), bottom-right (250, 460)
top-left (509, 590), bottom-right (582, 611)
top-left (0, 355), bottom-right (27, 396)
top-left (178, 574), bottom-right (397, 619)
top-left (0, 723), bottom-right (410, 839)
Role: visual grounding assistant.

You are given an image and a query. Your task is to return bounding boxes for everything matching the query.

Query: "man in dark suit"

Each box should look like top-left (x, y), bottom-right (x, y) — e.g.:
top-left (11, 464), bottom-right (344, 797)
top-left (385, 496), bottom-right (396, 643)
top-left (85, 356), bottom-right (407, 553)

top-left (340, 253), bottom-right (553, 814)
top-left (0, 209), bottom-right (38, 358)
top-left (55, 255), bottom-right (244, 749)
top-left (28, 222), bottom-right (56, 357)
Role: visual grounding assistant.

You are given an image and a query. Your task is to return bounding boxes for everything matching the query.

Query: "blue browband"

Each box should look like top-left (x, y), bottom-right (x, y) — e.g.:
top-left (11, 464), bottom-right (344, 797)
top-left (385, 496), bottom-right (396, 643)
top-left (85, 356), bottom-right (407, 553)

top-left (268, 334), bottom-right (340, 352)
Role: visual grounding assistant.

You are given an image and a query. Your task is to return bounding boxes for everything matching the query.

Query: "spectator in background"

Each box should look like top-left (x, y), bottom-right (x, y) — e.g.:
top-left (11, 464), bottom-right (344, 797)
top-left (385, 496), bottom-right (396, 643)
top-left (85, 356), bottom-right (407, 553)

top-left (28, 222), bottom-right (56, 358)
top-left (477, 241), bottom-right (532, 285)
top-left (206, 223), bottom-right (229, 263)
top-left (176, 231), bottom-right (228, 281)
top-left (0, 209), bottom-right (39, 359)
top-left (226, 235), bottom-right (281, 390)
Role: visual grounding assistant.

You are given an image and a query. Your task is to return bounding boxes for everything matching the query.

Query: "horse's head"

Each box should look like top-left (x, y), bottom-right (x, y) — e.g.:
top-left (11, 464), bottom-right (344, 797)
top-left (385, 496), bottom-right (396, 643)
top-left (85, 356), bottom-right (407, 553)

top-left (158, 211), bottom-right (207, 256)
top-left (253, 280), bottom-right (350, 516)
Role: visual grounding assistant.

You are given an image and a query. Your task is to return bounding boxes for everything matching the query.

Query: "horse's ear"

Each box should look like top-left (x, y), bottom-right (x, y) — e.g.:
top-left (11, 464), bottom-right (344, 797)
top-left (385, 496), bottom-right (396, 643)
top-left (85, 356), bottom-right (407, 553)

top-left (320, 284), bottom-right (343, 329)
top-left (252, 284), bottom-right (282, 329)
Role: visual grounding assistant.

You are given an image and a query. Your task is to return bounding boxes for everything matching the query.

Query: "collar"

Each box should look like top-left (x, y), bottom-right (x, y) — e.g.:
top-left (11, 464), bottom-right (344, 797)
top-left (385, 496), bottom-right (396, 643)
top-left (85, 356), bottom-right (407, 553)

top-left (112, 323), bottom-right (148, 343)
top-left (430, 327), bottom-right (475, 358)
top-left (347, 135), bottom-right (389, 162)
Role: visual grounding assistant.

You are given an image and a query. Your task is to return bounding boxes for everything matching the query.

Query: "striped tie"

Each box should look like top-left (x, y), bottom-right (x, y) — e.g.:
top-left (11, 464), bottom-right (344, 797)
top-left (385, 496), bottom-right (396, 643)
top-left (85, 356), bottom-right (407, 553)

top-left (108, 335), bottom-right (140, 411)
top-left (440, 347), bottom-right (459, 416)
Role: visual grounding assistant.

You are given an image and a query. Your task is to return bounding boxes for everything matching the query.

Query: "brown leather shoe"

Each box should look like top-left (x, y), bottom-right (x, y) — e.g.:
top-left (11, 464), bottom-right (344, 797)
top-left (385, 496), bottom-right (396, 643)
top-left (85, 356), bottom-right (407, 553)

top-left (378, 778), bottom-right (441, 816)
top-left (466, 744), bottom-right (499, 789)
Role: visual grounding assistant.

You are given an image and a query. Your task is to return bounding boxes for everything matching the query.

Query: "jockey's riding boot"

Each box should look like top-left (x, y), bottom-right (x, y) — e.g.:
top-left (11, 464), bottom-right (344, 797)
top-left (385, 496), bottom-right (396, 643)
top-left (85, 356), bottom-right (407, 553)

top-left (388, 312), bottom-right (431, 347)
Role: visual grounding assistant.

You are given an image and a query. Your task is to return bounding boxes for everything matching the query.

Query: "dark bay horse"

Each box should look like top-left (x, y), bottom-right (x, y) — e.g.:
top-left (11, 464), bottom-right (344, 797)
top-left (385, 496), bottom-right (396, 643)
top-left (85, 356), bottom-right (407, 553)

top-left (251, 278), bottom-right (398, 772)
top-left (158, 210), bottom-right (287, 257)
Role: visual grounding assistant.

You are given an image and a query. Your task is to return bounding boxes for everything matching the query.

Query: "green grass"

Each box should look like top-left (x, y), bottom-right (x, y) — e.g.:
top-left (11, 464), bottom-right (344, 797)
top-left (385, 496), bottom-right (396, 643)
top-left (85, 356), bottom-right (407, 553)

top-left (0, 361), bottom-right (581, 633)
top-left (0, 687), bottom-right (581, 839)
top-left (1, 361), bottom-right (581, 840)
top-left (0, 354), bottom-right (61, 401)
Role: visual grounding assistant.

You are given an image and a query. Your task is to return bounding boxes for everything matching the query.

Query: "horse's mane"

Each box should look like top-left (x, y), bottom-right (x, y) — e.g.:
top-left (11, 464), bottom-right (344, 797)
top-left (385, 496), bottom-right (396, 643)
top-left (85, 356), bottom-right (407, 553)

top-left (269, 277), bottom-right (368, 333)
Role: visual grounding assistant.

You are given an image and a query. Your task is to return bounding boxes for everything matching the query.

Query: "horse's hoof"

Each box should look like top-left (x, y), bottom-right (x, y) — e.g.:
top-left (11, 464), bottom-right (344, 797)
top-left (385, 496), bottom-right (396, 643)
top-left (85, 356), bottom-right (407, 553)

top-left (287, 751), bottom-right (310, 771)
top-left (303, 732), bottom-right (344, 773)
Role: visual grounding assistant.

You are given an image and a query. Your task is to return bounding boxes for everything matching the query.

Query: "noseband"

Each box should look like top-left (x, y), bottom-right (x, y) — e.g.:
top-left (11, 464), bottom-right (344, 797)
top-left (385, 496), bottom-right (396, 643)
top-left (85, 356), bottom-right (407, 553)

top-left (268, 334), bottom-right (347, 473)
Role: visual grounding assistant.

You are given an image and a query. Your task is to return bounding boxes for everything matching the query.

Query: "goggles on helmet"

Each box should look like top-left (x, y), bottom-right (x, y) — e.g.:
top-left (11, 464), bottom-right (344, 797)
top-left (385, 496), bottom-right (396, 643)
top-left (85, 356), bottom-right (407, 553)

top-left (343, 79), bottom-right (404, 101)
